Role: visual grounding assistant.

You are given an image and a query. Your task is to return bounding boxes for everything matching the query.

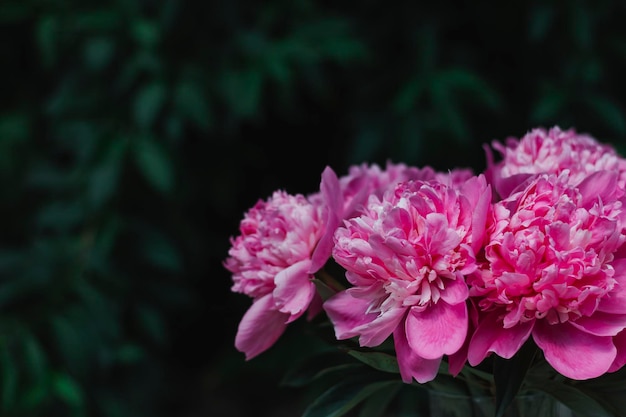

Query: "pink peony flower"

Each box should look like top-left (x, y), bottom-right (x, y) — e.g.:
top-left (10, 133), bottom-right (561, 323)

top-left (323, 175), bottom-right (492, 383)
top-left (224, 190), bottom-right (326, 360)
top-left (485, 126), bottom-right (626, 199)
top-left (467, 170), bottom-right (626, 379)
top-left (309, 162), bottom-right (474, 272)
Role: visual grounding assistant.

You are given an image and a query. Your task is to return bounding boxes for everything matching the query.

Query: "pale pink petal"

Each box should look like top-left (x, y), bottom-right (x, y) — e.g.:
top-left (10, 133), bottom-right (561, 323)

top-left (274, 259), bottom-right (314, 323)
top-left (467, 311), bottom-right (534, 366)
top-left (533, 320), bottom-right (616, 380)
top-left (406, 301), bottom-right (467, 360)
top-left (323, 291), bottom-right (376, 340)
top-left (394, 324), bottom-right (441, 383)
top-left (235, 293), bottom-right (288, 360)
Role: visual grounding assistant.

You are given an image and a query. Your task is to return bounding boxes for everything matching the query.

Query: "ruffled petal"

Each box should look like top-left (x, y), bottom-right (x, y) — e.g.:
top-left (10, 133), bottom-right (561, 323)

top-left (406, 301), bottom-right (467, 360)
top-left (235, 293), bottom-right (288, 360)
top-left (533, 320), bottom-right (616, 380)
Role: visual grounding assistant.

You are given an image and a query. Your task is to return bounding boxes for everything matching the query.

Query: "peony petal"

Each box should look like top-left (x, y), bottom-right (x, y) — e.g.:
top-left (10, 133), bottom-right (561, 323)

top-left (496, 173), bottom-right (533, 199)
top-left (323, 291), bottom-right (376, 341)
top-left (578, 170), bottom-right (618, 208)
top-left (467, 311), bottom-right (534, 366)
top-left (235, 293), bottom-right (288, 360)
top-left (405, 301), bottom-right (467, 360)
top-left (393, 324), bottom-right (441, 383)
top-left (310, 166), bottom-right (342, 273)
top-left (533, 320), bottom-right (616, 380)
top-left (598, 258), bottom-right (626, 314)
top-left (440, 277), bottom-right (469, 306)
top-left (569, 311), bottom-right (626, 336)
top-left (358, 304), bottom-right (406, 347)
top-left (609, 330), bottom-right (626, 372)
top-left (274, 259), bottom-right (315, 323)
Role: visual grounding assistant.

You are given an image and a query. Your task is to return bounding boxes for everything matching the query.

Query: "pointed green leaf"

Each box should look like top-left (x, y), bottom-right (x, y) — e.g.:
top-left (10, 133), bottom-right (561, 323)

top-left (493, 340), bottom-right (538, 417)
top-left (525, 376), bottom-right (612, 417)
top-left (347, 350), bottom-right (400, 374)
top-left (52, 373), bottom-right (84, 408)
top-left (281, 351), bottom-right (361, 387)
top-left (134, 83), bottom-right (166, 129)
top-left (0, 343), bottom-right (18, 411)
top-left (133, 136), bottom-right (174, 194)
top-left (587, 94), bottom-right (626, 136)
top-left (303, 379), bottom-right (398, 417)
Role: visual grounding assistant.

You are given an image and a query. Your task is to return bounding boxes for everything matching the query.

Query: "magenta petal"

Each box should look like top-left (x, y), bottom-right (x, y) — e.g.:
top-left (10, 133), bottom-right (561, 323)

top-left (310, 167), bottom-right (342, 273)
top-left (467, 311), bottom-right (533, 366)
top-left (235, 293), bottom-right (288, 360)
top-left (609, 330), bottom-right (626, 372)
top-left (405, 301), bottom-right (467, 360)
top-left (274, 259), bottom-right (314, 323)
top-left (533, 321), bottom-right (616, 380)
top-left (393, 324), bottom-right (441, 383)
top-left (578, 170), bottom-right (618, 208)
top-left (323, 291), bottom-right (375, 340)
top-left (569, 312), bottom-right (626, 336)
top-left (598, 259), bottom-right (626, 314)
top-left (496, 173), bottom-right (533, 199)
top-left (440, 278), bottom-right (469, 306)
top-left (358, 305), bottom-right (406, 347)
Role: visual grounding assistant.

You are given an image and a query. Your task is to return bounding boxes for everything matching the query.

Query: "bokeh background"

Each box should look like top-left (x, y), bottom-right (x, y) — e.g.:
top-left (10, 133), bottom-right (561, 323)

top-left (3, 1), bottom-right (626, 416)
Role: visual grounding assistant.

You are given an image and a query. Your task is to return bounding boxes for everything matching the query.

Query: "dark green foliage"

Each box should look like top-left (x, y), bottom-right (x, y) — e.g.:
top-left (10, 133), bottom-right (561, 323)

top-left (3, 0), bottom-right (626, 416)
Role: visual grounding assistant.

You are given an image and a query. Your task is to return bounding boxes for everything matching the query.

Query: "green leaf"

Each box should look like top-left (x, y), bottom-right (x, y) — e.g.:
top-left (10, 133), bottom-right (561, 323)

top-left (493, 340), bottom-right (538, 417)
top-left (586, 94), bottom-right (626, 136)
top-left (134, 83), bottom-right (166, 129)
top-left (526, 376), bottom-right (612, 417)
top-left (303, 379), bottom-right (399, 417)
top-left (281, 351), bottom-right (362, 387)
top-left (22, 330), bottom-right (47, 383)
top-left (51, 373), bottom-right (84, 408)
top-left (220, 69), bottom-right (263, 118)
top-left (439, 68), bottom-right (502, 111)
top-left (83, 36), bottom-right (115, 71)
top-left (358, 382), bottom-right (402, 417)
top-left (530, 90), bottom-right (568, 123)
top-left (174, 82), bottom-right (212, 131)
top-left (140, 229), bottom-right (182, 272)
top-left (347, 350), bottom-right (400, 374)
top-left (88, 139), bottom-right (127, 207)
top-left (36, 15), bottom-right (58, 67)
top-left (0, 343), bottom-right (18, 411)
top-left (393, 78), bottom-right (426, 113)
top-left (133, 136), bottom-right (174, 194)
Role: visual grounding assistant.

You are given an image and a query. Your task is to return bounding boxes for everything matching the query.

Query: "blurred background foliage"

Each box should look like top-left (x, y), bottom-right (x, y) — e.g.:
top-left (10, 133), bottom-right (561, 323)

top-left (2, 0), bottom-right (626, 416)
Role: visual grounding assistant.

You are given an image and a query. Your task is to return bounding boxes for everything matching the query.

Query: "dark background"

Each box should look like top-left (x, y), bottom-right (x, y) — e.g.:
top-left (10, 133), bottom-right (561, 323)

top-left (2, 1), bottom-right (626, 416)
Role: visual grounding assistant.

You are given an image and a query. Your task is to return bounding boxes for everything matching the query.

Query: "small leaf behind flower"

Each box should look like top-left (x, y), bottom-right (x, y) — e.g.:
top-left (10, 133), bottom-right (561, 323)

top-left (525, 377), bottom-right (613, 417)
top-left (347, 350), bottom-right (400, 374)
top-left (281, 351), bottom-right (361, 387)
top-left (302, 379), bottom-right (399, 417)
top-left (493, 340), bottom-right (538, 417)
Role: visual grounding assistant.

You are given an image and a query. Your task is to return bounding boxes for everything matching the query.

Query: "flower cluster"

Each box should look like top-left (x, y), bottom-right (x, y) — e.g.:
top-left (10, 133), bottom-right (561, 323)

top-left (224, 126), bottom-right (626, 415)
